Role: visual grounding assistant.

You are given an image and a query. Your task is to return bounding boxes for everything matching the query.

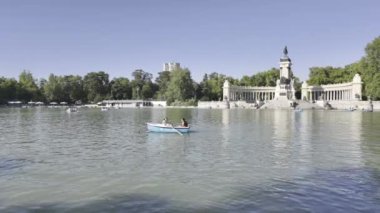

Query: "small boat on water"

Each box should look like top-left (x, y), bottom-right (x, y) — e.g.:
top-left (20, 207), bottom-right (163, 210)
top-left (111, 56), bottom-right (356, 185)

top-left (147, 123), bottom-right (190, 134)
top-left (100, 107), bottom-right (109, 111)
top-left (66, 107), bottom-right (79, 113)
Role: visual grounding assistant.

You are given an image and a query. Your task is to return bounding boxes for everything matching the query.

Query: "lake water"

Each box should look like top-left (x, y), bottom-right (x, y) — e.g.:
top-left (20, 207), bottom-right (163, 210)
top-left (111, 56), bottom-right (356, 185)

top-left (1, 107), bottom-right (380, 212)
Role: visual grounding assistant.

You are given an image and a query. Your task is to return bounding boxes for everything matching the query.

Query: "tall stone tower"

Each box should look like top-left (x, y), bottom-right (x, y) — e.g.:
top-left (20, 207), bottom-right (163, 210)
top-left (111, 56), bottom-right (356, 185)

top-left (275, 46), bottom-right (296, 100)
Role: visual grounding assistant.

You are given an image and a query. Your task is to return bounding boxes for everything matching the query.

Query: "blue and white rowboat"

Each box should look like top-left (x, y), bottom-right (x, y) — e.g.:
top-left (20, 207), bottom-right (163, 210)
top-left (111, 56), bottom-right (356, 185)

top-left (147, 123), bottom-right (190, 133)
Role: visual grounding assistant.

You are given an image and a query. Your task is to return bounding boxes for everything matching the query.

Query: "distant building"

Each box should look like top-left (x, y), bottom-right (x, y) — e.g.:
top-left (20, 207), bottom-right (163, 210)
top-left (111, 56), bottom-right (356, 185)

top-left (163, 62), bottom-right (181, 71)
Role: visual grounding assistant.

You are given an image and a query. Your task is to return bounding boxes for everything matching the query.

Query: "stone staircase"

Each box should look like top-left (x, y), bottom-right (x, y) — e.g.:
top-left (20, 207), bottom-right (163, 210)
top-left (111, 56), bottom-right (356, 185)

top-left (295, 100), bottom-right (324, 110)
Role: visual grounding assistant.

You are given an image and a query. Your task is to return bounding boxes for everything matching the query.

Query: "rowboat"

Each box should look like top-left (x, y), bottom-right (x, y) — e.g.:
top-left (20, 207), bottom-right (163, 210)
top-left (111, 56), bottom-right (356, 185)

top-left (146, 123), bottom-right (190, 134)
top-left (100, 107), bottom-right (109, 111)
top-left (66, 107), bottom-right (79, 113)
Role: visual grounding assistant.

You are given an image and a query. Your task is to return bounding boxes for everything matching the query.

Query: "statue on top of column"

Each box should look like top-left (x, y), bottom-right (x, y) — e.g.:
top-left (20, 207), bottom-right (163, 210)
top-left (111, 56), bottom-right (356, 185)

top-left (283, 46), bottom-right (288, 57)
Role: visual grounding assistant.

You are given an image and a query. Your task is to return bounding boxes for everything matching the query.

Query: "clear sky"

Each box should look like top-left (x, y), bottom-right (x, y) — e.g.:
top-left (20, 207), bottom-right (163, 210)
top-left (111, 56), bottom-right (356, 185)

top-left (0, 0), bottom-right (379, 82)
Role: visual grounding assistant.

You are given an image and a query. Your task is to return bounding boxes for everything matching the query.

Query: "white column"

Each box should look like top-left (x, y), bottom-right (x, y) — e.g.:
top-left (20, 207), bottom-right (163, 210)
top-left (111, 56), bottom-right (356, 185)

top-left (348, 90), bottom-right (351, 100)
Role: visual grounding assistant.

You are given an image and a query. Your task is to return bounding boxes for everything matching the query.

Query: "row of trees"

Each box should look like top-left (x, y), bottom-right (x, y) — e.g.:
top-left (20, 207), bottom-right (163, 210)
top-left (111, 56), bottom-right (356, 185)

top-left (1, 36), bottom-right (380, 104)
top-left (307, 36), bottom-right (380, 100)
top-left (0, 67), bottom-right (283, 105)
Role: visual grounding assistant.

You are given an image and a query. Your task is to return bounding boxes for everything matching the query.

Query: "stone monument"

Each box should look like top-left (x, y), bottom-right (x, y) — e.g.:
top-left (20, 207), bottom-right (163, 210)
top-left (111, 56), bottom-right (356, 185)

top-left (274, 46), bottom-right (296, 100)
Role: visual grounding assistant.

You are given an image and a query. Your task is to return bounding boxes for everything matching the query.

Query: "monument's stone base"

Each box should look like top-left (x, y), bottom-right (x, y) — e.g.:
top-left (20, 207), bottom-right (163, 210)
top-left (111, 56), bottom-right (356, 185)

top-left (326, 100), bottom-right (377, 111)
top-left (259, 99), bottom-right (301, 109)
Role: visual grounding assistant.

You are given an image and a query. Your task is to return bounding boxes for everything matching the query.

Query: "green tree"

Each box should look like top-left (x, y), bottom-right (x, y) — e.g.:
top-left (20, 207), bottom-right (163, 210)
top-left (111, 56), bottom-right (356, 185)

top-left (0, 77), bottom-right (18, 104)
top-left (197, 73), bottom-right (238, 101)
top-left (60, 75), bottom-right (85, 103)
top-left (18, 70), bottom-right (40, 102)
top-left (239, 75), bottom-right (252, 86)
top-left (198, 74), bottom-right (210, 101)
top-left (155, 71), bottom-right (171, 100)
top-left (363, 36), bottom-right (380, 100)
top-left (365, 36), bottom-right (380, 73)
top-left (207, 72), bottom-right (225, 100)
top-left (83, 71), bottom-right (109, 103)
top-left (307, 67), bottom-right (332, 85)
top-left (110, 77), bottom-right (132, 100)
top-left (43, 74), bottom-right (64, 102)
top-left (165, 68), bottom-right (195, 104)
top-left (131, 69), bottom-right (153, 99)
top-left (141, 83), bottom-right (154, 99)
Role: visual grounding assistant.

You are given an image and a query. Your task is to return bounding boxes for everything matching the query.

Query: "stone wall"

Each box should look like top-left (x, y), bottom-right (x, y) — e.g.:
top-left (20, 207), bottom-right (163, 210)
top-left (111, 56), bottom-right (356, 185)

top-left (327, 100), bottom-right (379, 110)
top-left (371, 101), bottom-right (380, 110)
top-left (198, 100), bottom-right (380, 111)
top-left (198, 101), bottom-right (229, 109)
top-left (150, 101), bottom-right (167, 107)
top-left (198, 101), bottom-right (260, 109)
top-left (229, 101), bottom-right (258, 109)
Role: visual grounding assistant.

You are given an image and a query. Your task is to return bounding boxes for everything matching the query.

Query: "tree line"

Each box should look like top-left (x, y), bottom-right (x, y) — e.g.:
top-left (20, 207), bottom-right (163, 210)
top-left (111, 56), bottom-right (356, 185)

top-left (1, 36), bottom-right (380, 104)
top-left (0, 67), bottom-right (282, 106)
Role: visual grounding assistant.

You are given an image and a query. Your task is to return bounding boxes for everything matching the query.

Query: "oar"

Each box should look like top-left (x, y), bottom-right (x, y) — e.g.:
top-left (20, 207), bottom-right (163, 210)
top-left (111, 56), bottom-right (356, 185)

top-left (171, 125), bottom-right (183, 136)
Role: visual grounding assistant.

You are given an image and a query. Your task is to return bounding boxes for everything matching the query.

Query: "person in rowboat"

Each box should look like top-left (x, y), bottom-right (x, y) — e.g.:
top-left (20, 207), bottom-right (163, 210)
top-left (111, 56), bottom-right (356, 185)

top-left (162, 117), bottom-right (168, 126)
top-left (181, 118), bottom-right (188, 127)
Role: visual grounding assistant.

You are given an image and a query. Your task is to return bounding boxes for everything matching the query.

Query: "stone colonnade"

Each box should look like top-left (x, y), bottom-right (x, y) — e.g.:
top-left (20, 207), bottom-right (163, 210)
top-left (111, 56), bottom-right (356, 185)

top-left (224, 85), bottom-right (276, 101)
top-left (301, 74), bottom-right (363, 101)
top-left (306, 89), bottom-right (354, 101)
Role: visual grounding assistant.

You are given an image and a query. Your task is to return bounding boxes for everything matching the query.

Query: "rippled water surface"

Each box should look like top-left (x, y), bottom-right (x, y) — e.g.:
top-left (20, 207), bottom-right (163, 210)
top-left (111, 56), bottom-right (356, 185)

top-left (1, 107), bottom-right (380, 212)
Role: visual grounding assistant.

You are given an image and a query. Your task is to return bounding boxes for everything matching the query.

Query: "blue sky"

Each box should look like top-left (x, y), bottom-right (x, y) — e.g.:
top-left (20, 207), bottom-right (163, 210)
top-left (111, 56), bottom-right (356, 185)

top-left (0, 0), bottom-right (379, 82)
